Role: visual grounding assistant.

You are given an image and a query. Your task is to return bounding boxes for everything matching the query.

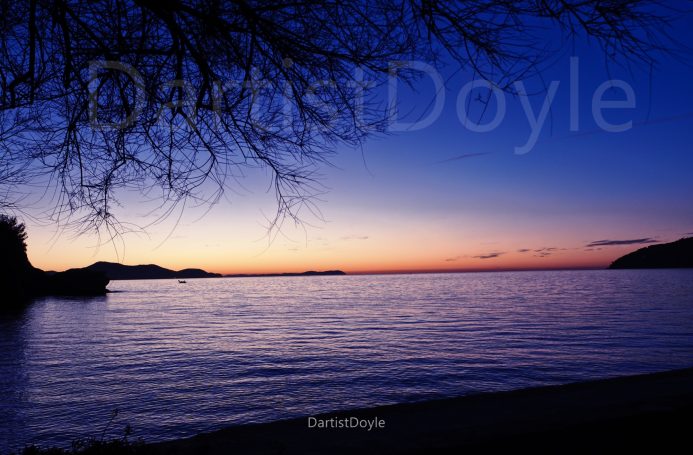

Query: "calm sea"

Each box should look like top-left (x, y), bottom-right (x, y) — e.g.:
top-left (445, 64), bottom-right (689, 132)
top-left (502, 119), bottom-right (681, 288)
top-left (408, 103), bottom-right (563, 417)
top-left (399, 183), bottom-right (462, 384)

top-left (2, 270), bottom-right (693, 450)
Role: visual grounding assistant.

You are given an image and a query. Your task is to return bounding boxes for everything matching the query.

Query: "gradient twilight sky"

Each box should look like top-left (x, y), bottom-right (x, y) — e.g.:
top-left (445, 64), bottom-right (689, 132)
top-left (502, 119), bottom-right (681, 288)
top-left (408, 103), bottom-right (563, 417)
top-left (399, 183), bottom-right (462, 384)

top-left (23, 9), bottom-right (693, 274)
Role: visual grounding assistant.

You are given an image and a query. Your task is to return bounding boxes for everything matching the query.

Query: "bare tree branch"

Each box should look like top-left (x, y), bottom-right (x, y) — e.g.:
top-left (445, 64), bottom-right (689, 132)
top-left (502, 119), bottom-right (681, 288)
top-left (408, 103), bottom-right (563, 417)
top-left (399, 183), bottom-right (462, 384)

top-left (0, 0), bottom-right (677, 236)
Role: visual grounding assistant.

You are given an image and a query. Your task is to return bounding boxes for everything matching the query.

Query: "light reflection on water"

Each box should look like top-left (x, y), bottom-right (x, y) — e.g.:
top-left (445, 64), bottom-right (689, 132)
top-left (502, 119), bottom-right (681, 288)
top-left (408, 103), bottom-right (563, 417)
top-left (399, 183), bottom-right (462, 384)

top-left (1, 269), bottom-right (693, 449)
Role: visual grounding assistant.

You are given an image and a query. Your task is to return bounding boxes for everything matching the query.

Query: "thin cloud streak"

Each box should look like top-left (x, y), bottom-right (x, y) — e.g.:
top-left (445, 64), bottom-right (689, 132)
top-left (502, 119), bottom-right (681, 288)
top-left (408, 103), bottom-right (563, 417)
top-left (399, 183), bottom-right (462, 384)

top-left (585, 238), bottom-right (657, 247)
top-left (472, 252), bottom-right (505, 259)
top-left (432, 152), bottom-right (490, 165)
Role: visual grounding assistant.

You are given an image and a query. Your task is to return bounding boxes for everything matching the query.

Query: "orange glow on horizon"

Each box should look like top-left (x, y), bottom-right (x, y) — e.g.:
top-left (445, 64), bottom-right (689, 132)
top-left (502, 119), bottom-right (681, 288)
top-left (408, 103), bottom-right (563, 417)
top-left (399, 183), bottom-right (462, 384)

top-left (26, 236), bottom-right (625, 276)
top-left (23, 200), bottom-right (683, 276)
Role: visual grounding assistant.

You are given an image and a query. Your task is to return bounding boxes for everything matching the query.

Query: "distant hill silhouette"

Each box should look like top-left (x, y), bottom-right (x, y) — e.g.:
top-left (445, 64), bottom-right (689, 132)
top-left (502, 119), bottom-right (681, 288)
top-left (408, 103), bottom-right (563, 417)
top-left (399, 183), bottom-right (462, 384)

top-left (609, 237), bottom-right (693, 269)
top-left (80, 261), bottom-right (222, 280)
top-left (225, 270), bottom-right (346, 278)
top-left (76, 262), bottom-right (341, 280)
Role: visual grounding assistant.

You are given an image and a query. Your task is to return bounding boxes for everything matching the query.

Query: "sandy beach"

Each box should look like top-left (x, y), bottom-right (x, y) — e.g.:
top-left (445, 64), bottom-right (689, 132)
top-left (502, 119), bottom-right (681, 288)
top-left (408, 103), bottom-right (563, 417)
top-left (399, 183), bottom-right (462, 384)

top-left (149, 367), bottom-right (693, 454)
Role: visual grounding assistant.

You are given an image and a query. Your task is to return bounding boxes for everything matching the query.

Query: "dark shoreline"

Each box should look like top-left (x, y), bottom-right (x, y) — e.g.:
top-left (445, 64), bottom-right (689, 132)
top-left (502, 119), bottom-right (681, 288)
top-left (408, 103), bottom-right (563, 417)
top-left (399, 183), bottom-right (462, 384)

top-left (149, 367), bottom-right (693, 454)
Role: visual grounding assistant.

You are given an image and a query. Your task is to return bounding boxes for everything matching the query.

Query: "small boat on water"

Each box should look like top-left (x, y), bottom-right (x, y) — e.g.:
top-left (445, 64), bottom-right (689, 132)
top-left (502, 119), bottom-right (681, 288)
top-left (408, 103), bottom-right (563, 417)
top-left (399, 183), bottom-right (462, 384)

top-left (178, 280), bottom-right (187, 284)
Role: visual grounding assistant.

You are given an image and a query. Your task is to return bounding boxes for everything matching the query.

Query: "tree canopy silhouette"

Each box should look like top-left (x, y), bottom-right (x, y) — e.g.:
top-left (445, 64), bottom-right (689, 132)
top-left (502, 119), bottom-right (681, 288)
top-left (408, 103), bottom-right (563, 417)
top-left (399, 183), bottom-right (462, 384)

top-left (0, 214), bottom-right (29, 262)
top-left (0, 0), bottom-right (674, 234)
top-left (0, 214), bottom-right (33, 301)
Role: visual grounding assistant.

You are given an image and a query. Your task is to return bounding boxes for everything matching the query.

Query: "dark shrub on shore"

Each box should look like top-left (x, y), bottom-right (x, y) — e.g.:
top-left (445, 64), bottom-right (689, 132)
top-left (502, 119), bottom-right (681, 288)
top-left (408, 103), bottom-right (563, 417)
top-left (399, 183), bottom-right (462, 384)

top-left (5, 413), bottom-right (146, 455)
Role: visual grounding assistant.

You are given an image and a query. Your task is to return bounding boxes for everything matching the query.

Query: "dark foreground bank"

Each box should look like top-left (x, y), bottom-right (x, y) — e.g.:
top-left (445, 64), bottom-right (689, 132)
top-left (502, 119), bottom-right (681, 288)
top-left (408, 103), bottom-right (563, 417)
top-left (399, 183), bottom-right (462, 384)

top-left (9, 368), bottom-right (693, 454)
top-left (149, 367), bottom-right (693, 454)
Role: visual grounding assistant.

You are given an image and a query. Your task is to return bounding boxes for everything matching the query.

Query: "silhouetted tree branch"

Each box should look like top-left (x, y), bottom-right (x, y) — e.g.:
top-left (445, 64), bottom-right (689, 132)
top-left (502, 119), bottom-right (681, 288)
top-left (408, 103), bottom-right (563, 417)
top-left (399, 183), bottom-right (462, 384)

top-left (0, 0), bottom-right (676, 234)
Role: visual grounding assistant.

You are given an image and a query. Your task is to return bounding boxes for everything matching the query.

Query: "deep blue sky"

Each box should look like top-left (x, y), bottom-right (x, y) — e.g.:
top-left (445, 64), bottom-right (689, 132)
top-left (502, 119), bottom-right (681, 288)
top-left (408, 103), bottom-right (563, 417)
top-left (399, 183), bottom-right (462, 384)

top-left (27, 5), bottom-right (693, 273)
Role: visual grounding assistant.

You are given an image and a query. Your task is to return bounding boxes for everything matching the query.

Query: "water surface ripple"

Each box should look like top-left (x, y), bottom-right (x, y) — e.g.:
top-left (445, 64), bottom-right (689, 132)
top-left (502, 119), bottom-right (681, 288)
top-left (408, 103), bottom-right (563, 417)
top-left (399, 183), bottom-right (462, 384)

top-left (1, 270), bottom-right (693, 449)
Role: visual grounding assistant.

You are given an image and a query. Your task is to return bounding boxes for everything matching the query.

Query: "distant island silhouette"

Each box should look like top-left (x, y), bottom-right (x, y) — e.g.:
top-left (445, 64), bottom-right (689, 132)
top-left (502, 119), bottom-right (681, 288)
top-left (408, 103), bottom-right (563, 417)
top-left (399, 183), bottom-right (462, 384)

top-left (609, 237), bottom-right (693, 269)
top-left (78, 261), bottom-right (223, 280)
top-left (225, 270), bottom-right (346, 278)
top-left (73, 262), bottom-right (346, 280)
